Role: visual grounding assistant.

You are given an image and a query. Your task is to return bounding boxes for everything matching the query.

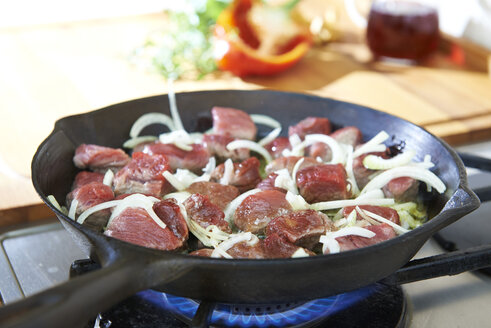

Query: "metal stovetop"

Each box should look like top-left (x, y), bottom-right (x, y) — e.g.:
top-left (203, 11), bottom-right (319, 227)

top-left (2, 142), bottom-right (491, 327)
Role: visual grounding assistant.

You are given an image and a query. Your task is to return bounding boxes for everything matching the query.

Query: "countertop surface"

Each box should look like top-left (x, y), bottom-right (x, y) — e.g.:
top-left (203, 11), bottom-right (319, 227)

top-left (1, 11), bottom-right (491, 214)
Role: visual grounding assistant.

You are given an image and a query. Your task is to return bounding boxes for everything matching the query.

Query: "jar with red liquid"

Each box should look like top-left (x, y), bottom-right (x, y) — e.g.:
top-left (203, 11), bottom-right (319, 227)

top-left (345, 0), bottom-right (440, 61)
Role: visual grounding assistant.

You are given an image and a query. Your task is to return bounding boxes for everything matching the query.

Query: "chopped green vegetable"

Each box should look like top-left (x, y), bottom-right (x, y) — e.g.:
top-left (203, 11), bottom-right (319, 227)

top-left (392, 202), bottom-right (427, 219)
top-left (391, 202), bottom-right (427, 229)
top-left (133, 0), bottom-right (232, 80)
top-left (398, 210), bottom-right (423, 229)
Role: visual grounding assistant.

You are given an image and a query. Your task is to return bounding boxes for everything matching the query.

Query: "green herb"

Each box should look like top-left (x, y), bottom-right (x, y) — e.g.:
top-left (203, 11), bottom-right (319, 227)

top-left (135, 0), bottom-right (232, 80)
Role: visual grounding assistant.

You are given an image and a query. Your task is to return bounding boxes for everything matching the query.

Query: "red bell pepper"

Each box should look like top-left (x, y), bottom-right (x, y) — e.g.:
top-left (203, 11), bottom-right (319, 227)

top-left (213, 0), bottom-right (312, 77)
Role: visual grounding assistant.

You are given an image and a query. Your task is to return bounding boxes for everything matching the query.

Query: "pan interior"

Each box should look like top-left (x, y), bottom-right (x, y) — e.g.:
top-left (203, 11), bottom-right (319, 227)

top-left (31, 90), bottom-right (468, 303)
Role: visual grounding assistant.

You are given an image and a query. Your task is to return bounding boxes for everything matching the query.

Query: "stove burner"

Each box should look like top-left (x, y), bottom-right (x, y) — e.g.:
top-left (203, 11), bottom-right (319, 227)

top-left (134, 284), bottom-right (406, 328)
top-left (72, 260), bottom-right (410, 328)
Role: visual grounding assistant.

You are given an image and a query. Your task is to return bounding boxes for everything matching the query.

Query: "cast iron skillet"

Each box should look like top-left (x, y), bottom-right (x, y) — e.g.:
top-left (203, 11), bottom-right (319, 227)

top-left (0, 90), bottom-right (485, 328)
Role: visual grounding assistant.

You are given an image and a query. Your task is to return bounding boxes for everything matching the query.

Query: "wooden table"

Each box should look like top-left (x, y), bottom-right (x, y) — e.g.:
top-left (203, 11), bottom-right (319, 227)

top-left (1, 12), bottom-right (490, 222)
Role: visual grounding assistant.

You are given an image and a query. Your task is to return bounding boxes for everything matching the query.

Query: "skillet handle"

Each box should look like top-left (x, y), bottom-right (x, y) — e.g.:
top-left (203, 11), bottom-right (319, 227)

top-left (458, 152), bottom-right (491, 202)
top-left (0, 256), bottom-right (147, 328)
top-left (382, 244), bottom-right (491, 285)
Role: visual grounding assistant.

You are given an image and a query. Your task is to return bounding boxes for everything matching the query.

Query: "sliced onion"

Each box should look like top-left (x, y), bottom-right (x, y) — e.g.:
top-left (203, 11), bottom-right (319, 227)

top-left (286, 134), bottom-right (344, 163)
top-left (68, 199), bottom-right (78, 220)
top-left (167, 79), bottom-right (184, 131)
top-left (274, 158), bottom-right (303, 195)
top-left (360, 166), bottom-right (446, 195)
top-left (330, 226), bottom-right (376, 239)
top-left (285, 191), bottom-right (310, 210)
top-left (129, 113), bottom-right (175, 138)
top-left (258, 127), bottom-right (281, 146)
top-left (360, 208), bottom-right (409, 234)
top-left (291, 248), bottom-right (310, 258)
top-left (355, 189), bottom-right (384, 200)
top-left (163, 191), bottom-right (191, 204)
top-left (108, 194), bottom-right (163, 229)
top-left (346, 208), bottom-right (357, 226)
top-left (332, 208), bottom-right (344, 221)
top-left (287, 139), bottom-right (307, 157)
top-left (47, 195), bottom-right (65, 214)
top-left (163, 170), bottom-right (190, 191)
top-left (212, 247), bottom-right (232, 259)
top-left (220, 159), bottom-right (234, 185)
top-left (320, 236), bottom-right (340, 254)
top-left (159, 130), bottom-right (194, 151)
top-left (123, 136), bottom-right (158, 149)
top-left (274, 168), bottom-right (296, 193)
top-left (408, 154), bottom-right (434, 169)
top-left (345, 145), bottom-right (360, 195)
top-left (334, 218), bottom-right (347, 228)
top-left (103, 169), bottom-right (114, 187)
top-left (291, 157), bottom-right (304, 181)
top-left (354, 206), bottom-right (380, 226)
top-left (250, 114), bottom-right (281, 129)
top-left (353, 131), bottom-right (389, 158)
top-left (187, 220), bottom-right (230, 248)
top-left (77, 200), bottom-right (121, 224)
top-left (194, 157), bottom-right (216, 182)
top-left (211, 232), bottom-right (254, 258)
top-left (224, 189), bottom-right (262, 223)
top-left (175, 201), bottom-right (217, 247)
top-left (282, 134), bottom-right (301, 157)
top-left (320, 226), bottom-right (376, 254)
top-left (305, 134), bottom-right (345, 164)
top-left (310, 198), bottom-right (395, 211)
top-left (165, 159), bottom-right (216, 191)
top-left (289, 134), bottom-right (302, 147)
top-left (226, 140), bottom-right (273, 163)
top-left (363, 150), bottom-right (415, 170)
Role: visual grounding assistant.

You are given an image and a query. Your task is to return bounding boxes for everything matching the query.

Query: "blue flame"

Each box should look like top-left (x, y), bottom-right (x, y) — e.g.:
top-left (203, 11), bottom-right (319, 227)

top-left (137, 285), bottom-right (378, 327)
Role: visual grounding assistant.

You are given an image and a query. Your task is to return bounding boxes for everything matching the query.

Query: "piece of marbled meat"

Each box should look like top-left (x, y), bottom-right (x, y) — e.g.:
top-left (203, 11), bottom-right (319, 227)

top-left (227, 238), bottom-right (266, 259)
top-left (211, 106), bottom-right (257, 140)
top-left (256, 173), bottom-right (287, 193)
top-left (72, 171), bottom-right (104, 190)
top-left (309, 127), bottom-right (363, 162)
top-left (211, 157), bottom-right (262, 193)
top-left (66, 182), bottom-right (114, 228)
top-left (113, 152), bottom-right (171, 197)
top-left (189, 248), bottom-right (214, 257)
top-left (353, 151), bottom-right (388, 189)
top-left (263, 233), bottom-right (314, 259)
top-left (264, 137), bottom-right (291, 159)
top-left (383, 177), bottom-right (419, 202)
top-left (343, 205), bottom-right (400, 225)
top-left (234, 190), bottom-right (293, 234)
top-left (266, 210), bottom-right (329, 249)
top-left (186, 181), bottom-right (240, 210)
top-left (189, 240), bottom-right (267, 259)
top-left (141, 142), bottom-right (209, 174)
top-left (288, 117), bottom-right (331, 140)
top-left (153, 199), bottom-right (189, 243)
top-left (73, 144), bottom-right (130, 172)
top-left (105, 207), bottom-right (184, 251)
top-left (296, 164), bottom-right (350, 203)
top-left (184, 193), bottom-right (232, 233)
top-left (331, 126), bottom-right (363, 146)
top-left (265, 156), bottom-right (319, 175)
top-left (326, 223), bottom-right (396, 254)
top-left (202, 134), bottom-right (249, 162)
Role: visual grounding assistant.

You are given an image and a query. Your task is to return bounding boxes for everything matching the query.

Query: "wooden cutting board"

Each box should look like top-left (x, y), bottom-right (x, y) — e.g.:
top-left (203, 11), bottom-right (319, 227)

top-left (0, 12), bottom-right (490, 215)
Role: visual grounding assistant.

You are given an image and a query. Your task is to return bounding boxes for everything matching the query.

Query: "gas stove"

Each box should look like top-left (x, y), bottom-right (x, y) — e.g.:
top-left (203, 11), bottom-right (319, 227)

top-left (1, 142), bottom-right (491, 327)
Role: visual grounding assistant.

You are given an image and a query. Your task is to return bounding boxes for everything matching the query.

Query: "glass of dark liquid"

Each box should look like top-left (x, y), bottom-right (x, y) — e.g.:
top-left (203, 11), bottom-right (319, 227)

top-left (345, 0), bottom-right (439, 62)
